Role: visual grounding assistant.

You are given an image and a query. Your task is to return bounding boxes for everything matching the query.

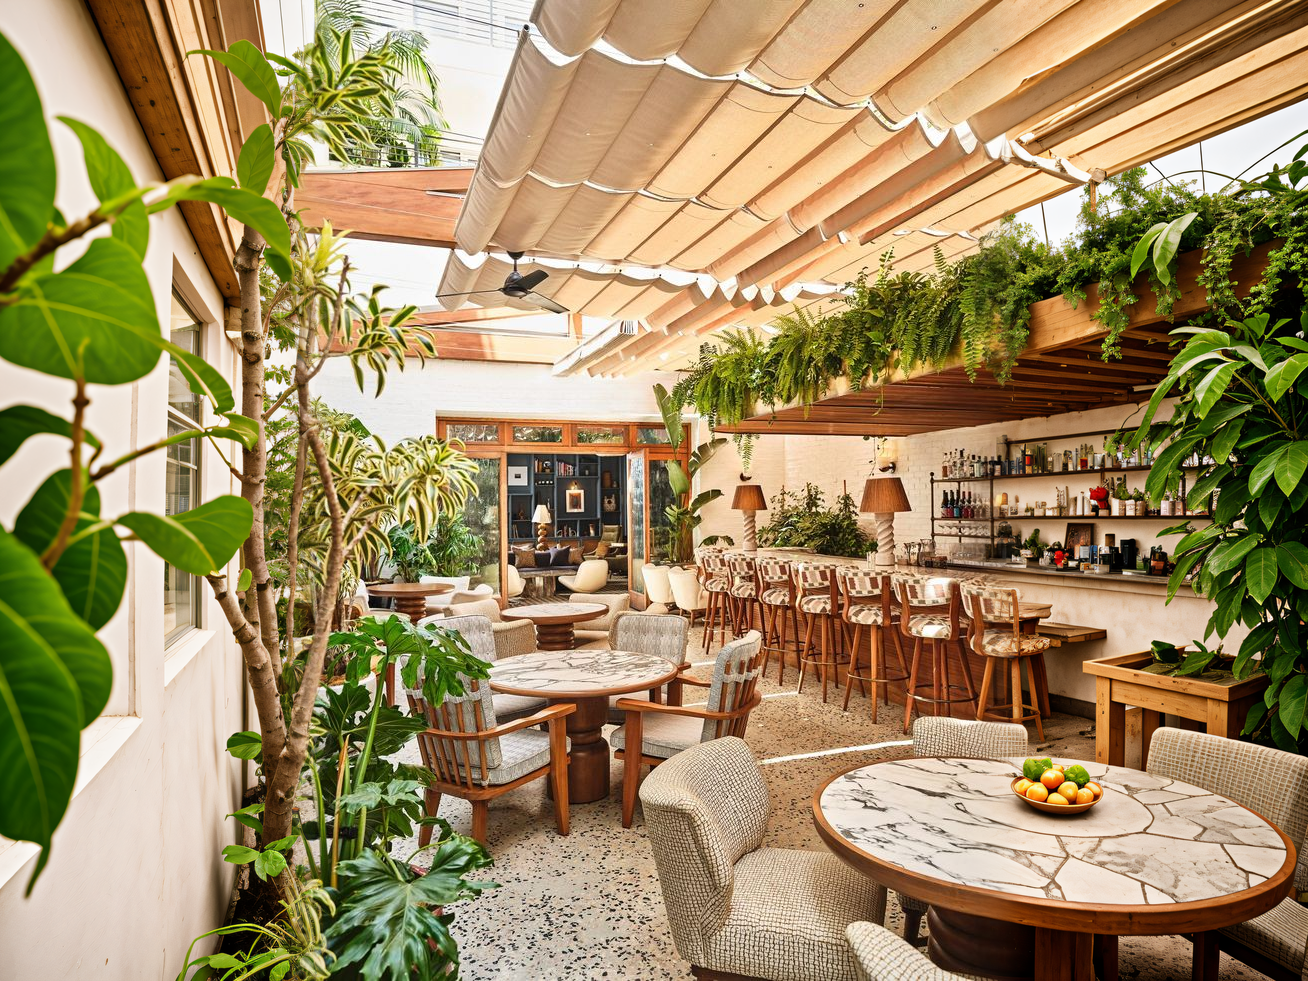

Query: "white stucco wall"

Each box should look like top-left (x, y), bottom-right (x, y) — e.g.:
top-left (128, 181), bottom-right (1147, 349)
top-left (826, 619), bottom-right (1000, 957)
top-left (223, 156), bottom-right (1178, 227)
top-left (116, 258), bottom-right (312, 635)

top-left (0, 5), bottom-right (246, 977)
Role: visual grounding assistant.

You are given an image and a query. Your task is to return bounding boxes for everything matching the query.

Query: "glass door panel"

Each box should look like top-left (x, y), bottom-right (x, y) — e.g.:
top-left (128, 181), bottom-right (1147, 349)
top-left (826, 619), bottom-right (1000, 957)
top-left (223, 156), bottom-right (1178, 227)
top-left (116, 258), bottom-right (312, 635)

top-left (648, 460), bottom-right (676, 565)
top-left (626, 450), bottom-right (647, 596)
top-left (465, 455), bottom-right (503, 593)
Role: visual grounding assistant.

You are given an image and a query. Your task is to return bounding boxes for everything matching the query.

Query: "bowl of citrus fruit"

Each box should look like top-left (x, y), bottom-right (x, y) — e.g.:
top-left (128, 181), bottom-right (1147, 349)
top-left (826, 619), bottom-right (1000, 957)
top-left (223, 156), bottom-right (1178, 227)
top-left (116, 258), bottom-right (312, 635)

top-left (1012, 758), bottom-right (1104, 814)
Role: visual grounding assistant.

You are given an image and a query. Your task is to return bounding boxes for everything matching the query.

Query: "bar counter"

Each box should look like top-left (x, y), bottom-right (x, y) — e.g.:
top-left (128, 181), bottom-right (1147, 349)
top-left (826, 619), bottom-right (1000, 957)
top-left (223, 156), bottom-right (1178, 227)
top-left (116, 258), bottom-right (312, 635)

top-left (741, 548), bottom-right (1233, 712)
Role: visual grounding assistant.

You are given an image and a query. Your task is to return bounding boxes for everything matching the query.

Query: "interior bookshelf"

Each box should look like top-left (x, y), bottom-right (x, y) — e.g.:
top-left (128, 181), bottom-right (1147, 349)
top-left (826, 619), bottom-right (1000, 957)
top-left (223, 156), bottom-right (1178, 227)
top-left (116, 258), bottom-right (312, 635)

top-left (506, 452), bottom-right (626, 545)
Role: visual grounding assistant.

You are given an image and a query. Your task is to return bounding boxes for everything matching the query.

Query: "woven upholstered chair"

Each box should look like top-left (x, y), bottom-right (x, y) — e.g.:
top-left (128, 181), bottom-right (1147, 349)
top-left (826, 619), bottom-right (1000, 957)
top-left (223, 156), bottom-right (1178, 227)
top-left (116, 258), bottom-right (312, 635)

top-left (962, 585), bottom-right (1048, 739)
top-left (432, 615), bottom-right (545, 722)
top-left (1147, 727), bottom-right (1308, 979)
top-left (795, 562), bottom-right (843, 702)
top-left (756, 557), bottom-right (797, 683)
top-left (727, 552), bottom-right (759, 635)
top-left (422, 598), bottom-right (536, 660)
top-left (613, 631), bottom-right (764, 828)
top-left (847, 922), bottom-right (973, 981)
top-left (407, 677), bottom-right (573, 844)
top-left (837, 569), bottom-right (909, 722)
top-left (896, 717), bottom-right (1029, 944)
top-left (605, 612), bottom-right (690, 724)
top-left (571, 592), bottom-right (631, 648)
top-left (895, 576), bottom-right (976, 733)
top-left (699, 550), bottom-right (733, 652)
top-left (668, 565), bottom-right (709, 626)
top-left (641, 736), bottom-right (886, 980)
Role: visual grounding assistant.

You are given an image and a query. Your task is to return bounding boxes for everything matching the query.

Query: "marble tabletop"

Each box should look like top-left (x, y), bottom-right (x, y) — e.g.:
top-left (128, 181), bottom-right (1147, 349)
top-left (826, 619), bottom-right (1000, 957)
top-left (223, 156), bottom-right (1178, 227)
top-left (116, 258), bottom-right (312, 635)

top-left (488, 648), bottom-right (678, 698)
top-left (500, 602), bottom-right (606, 622)
top-left (817, 757), bottom-right (1290, 908)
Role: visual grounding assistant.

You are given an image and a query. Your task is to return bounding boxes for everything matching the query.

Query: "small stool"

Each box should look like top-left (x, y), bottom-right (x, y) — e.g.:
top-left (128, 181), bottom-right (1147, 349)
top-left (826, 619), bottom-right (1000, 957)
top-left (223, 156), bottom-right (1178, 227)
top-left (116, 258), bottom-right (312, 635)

top-left (726, 553), bottom-right (759, 636)
top-left (794, 563), bottom-right (843, 702)
top-left (964, 585), bottom-right (1049, 740)
top-left (837, 569), bottom-right (909, 722)
top-left (896, 576), bottom-right (977, 733)
top-left (698, 550), bottom-right (731, 652)
top-left (757, 557), bottom-right (797, 683)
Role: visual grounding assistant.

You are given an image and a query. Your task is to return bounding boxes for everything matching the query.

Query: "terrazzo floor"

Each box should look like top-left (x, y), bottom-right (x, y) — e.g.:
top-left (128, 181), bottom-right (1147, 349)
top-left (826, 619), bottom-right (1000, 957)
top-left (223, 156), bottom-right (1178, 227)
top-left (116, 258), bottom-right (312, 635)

top-left (395, 623), bottom-right (1270, 981)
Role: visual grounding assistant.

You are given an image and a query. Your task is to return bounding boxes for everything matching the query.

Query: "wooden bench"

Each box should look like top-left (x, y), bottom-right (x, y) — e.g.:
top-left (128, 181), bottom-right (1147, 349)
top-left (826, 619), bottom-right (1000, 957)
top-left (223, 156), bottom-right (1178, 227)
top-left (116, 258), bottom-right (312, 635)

top-left (1035, 622), bottom-right (1107, 647)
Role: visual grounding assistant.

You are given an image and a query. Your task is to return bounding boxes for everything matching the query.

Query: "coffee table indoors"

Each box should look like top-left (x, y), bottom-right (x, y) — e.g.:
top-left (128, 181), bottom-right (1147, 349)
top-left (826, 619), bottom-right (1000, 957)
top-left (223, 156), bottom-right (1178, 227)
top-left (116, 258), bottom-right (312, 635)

top-left (814, 756), bottom-right (1294, 981)
top-left (489, 648), bottom-right (679, 803)
top-left (501, 601), bottom-right (606, 650)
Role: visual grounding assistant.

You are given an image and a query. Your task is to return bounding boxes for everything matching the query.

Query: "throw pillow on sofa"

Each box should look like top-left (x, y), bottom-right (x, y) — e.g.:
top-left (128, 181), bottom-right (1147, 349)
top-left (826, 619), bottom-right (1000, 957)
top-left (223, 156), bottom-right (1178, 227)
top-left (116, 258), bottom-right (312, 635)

top-left (569, 545), bottom-right (584, 565)
top-left (549, 545), bottom-right (572, 567)
top-left (511, 545), bottom-right (536, 569)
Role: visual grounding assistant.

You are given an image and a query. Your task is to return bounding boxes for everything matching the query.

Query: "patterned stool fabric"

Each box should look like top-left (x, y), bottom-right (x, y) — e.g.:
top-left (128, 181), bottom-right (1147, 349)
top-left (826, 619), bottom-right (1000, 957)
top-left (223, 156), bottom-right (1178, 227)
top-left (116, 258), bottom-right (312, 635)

top-left (906, 614), bottom-right (953, 639)
top-left (847, 922), bottom-right (980, 981)
top-left (761, 586), bottom-right (791, 606)
top-left (846, 605), bottom-right (884, 625)
top-left (800, 594), bottom-right (833, 614)
top-left (977, 630), bottom-right (1052, 656)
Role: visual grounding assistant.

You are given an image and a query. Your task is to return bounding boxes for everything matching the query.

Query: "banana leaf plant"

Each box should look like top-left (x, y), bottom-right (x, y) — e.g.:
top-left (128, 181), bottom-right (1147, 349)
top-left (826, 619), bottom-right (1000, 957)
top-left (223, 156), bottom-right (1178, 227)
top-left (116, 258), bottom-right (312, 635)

top-left (654, 382), bottom-right (725, 562)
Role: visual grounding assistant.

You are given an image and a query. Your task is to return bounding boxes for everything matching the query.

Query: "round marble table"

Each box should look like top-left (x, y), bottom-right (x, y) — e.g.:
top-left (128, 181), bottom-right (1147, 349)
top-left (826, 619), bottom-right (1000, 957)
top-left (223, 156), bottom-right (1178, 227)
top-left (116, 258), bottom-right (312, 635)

top-left (501, 601), bottom-right (606, 650)
top-left (366, 581), bottom-right (452, 620)
top-left (489, 648), bottom-right (679, 803)
top-left (814, 756), bottom-right (1295, 981)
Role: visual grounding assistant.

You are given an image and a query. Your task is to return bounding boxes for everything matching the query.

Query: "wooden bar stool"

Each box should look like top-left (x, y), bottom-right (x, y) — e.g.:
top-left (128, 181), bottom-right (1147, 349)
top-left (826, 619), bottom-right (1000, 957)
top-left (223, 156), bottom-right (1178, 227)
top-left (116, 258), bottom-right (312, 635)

top-left (963, 584), bottom-right (1048, 740)
top-left (756, 557), bottom-right (796, 683)
top-left (698, 550), bottom-right (731, 653)
top-left (896, 576), bottom-right (978, 733)
top-left (726, 553), bottom-right (759, 636)
top-left (837, 569), bottom-right (909, 722)
top-left (794, 562), bottom-right (842, 703)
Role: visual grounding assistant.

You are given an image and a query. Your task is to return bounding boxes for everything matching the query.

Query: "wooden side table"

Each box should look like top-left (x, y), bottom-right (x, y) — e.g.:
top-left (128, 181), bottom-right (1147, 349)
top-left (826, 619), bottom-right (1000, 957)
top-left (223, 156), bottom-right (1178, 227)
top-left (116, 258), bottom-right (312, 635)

top-left (1082, 652), bottom-right (1268, 767)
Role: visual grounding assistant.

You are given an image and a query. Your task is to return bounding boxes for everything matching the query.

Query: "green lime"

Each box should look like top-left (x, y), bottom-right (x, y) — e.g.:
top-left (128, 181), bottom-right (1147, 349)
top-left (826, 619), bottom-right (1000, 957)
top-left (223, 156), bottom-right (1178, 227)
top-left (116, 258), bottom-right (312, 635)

top-left (1064, 764), bottom-right (1090, 788)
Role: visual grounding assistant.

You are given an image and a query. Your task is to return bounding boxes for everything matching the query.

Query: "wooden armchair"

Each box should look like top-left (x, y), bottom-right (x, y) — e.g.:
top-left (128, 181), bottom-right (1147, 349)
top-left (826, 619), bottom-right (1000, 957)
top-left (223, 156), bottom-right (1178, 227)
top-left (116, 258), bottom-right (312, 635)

top-left (408, 679), bottom-right (575, 844)
top-left (612, 631), bottom-right (764, 828)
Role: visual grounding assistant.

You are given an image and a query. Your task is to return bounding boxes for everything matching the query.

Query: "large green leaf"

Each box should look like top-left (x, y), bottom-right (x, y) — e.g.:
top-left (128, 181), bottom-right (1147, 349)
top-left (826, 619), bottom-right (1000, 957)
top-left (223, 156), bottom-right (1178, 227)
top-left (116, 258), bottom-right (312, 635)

top-left (1249, 444), bottom-right (1289, 496)
top-left (0, 33), bottom-right (56, 273)
top-left (117, 495), bottom-right (253, 576)
top-left (236, 124), bottom-right (275, 194)
top-left (58, 117), bottom-right (147, 259)
top-left (1130, 222), bottom-right (1166, 280)
top-left (1275, 441), bottom-right (1308, 497)
top-left (652, 383), bottom-right (683, 452)
top-left (1207, 534), bottom-right (1262, 575)
top-left (192, 41), bottom-right (282, 119)
top-left (1244, 547), bottom-right (1279, 606)
top-left (665, 459), bottom-right (690, 497)
top-left (1266, 353), bottom-right (1308, 402)
top-left (0, 529), bottom-right (112, 892)
top-left (1278, 543), bottom-right (1308, 589)
top-left (0, 237), bottom-right (161, 383)
top-left (1151, 212), bottom-right (1197, 286)
top-left (146, 176), bottom-right (290, 271)
top-left (1192, 361), bottom-right (1238, 420)
top-left (1280, 674), bottom-right (1308, 739)
top-left (0, 405), bottom-right (100, 468)
top-left (15, 471), bottom-right (127, 631)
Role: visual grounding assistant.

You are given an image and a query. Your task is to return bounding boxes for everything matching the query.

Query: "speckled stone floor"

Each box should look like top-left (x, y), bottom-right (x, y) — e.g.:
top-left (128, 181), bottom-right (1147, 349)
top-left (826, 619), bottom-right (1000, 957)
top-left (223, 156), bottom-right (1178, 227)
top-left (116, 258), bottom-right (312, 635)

top-left (394, 624), bottom-right (1269, 981)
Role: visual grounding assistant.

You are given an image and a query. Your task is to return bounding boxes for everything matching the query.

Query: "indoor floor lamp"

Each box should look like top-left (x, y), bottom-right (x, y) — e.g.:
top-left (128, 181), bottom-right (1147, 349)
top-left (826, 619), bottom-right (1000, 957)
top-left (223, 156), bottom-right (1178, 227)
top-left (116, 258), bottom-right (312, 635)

top-left (860, 477), bottom-right (911, 567)
top-left (533, 503), bottom-right (552, 550)
top-left (732, 483), bottom-right (767, 552)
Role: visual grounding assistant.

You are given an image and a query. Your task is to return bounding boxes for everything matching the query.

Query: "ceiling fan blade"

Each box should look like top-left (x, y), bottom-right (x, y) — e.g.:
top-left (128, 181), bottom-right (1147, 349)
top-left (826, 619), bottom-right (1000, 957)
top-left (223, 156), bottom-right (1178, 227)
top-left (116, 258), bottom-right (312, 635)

top-left (524, 291), bottom-right (569, 314)
top-left (514, 269), bottom-right (549, 292)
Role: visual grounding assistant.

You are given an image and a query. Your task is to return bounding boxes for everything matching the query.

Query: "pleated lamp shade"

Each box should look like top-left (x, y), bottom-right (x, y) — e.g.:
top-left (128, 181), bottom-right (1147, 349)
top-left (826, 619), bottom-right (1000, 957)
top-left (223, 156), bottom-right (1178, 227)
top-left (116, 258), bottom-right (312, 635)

top-left (860, 477), bottom-right (911, 514)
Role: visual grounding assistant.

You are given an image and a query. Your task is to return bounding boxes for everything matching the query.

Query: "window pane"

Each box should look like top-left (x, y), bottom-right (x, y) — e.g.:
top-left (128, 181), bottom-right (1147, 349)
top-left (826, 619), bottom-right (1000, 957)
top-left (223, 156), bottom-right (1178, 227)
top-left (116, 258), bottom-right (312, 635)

top-left (167, 291), bottom-right (202, 642)
top-left (576, 425), bottom-right (625, 445)
top-left (636, 426), bottom-right (672, 444)
top-left (448, 423), bottom-right (500, 443)
top-left (512, 425), bottom-right (563, 443)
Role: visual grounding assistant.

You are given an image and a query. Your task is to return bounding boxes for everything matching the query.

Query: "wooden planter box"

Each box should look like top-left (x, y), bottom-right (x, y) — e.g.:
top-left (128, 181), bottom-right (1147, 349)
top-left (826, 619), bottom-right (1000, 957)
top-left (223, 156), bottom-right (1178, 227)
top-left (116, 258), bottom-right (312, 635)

top-left (1082, 651), bottom-right (1268, 767)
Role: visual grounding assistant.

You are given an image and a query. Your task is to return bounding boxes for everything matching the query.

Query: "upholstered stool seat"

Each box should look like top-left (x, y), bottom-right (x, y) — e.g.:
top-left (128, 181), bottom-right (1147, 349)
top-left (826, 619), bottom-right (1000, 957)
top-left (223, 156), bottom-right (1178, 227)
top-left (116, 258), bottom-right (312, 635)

top-left (977, 630), bottom-right (1052, 656)
top-left (760, 586), bottom-right (791, 606)
top-left (799, 594), bottom-right (833, 614)
top-left (756, 557), bottom-right (797, 683)
top-left (846, 604), bottom-right (883, 625)
top-left (906, 614), bottom-right (953, 639)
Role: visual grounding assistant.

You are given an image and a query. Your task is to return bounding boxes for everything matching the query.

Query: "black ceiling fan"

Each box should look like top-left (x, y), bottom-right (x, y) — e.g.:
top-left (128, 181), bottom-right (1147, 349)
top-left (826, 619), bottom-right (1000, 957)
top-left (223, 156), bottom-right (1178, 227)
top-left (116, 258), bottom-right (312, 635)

top-left (434, 251), bottom-right (569, 313)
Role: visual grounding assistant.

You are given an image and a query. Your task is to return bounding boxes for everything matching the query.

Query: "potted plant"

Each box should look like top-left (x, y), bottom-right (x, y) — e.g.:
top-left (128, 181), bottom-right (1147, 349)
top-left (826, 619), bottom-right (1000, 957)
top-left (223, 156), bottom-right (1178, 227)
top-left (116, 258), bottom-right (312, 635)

top-left (652, 382), bottom-right (725, 564)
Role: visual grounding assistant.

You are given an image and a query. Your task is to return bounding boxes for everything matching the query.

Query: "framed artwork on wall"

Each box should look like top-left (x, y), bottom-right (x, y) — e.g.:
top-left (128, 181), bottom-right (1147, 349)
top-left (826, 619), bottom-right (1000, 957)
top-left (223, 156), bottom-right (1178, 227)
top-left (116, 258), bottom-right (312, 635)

top-left (508, 465), bottom-right (528, 486)
top-left (565, 487), bottom-right (585, 513)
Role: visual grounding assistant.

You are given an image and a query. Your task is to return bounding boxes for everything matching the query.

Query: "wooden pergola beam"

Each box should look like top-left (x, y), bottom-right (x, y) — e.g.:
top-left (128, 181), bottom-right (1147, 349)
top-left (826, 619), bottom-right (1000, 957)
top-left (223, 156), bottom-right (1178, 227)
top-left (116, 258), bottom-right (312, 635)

top-left (297, 167), bottom-right (471, 248)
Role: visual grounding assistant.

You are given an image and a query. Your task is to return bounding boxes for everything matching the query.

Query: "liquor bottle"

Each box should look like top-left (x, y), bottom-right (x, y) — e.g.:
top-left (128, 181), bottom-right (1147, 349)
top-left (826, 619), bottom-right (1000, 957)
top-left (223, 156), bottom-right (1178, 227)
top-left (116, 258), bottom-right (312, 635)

top-left (940, 488), bottom-right (950, 517)
top-left (963, 493), bottom-right (972, 519)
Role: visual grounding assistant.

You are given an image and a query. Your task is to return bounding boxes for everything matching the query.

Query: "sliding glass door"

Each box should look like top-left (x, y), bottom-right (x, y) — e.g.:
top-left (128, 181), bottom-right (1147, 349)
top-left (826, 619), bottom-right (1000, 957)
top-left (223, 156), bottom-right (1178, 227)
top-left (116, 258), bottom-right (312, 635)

top-left (464, 455), bottom-right (504, 593)
top-left (626, 450), bottom-right (647, 599)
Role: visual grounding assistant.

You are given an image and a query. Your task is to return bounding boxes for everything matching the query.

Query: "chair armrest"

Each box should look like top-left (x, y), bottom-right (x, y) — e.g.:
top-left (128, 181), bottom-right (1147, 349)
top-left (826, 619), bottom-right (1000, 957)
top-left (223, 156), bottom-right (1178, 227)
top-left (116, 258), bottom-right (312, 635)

top-left (422, 702), bottom-right (576, 740)
top-left (614, 696), bottom-right (760, 721)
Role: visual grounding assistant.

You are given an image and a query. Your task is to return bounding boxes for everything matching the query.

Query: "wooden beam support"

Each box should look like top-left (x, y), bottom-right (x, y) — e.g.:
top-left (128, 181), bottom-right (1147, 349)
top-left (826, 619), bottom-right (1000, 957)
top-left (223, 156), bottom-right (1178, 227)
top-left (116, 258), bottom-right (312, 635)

top-left (297, 167), bottom-right (470, 248)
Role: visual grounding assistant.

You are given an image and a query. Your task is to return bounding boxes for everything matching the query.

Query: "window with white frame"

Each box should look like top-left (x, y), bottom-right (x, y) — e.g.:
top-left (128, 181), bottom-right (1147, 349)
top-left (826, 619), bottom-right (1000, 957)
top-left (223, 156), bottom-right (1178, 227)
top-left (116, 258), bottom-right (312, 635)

top-left (165, 289), bottom-right (202, 643)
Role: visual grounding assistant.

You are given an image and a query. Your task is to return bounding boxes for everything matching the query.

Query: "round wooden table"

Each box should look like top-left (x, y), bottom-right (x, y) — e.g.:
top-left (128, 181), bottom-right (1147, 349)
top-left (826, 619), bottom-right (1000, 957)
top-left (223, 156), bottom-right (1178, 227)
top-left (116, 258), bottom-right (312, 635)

top-left (501, 601), bottom-right (606, 650)
top-left (366, 581), bottom-right (453, 620)
top-left (814, 756), bottom-right (1294, 981)
top-left (489, 648), bottom-right (679, 803)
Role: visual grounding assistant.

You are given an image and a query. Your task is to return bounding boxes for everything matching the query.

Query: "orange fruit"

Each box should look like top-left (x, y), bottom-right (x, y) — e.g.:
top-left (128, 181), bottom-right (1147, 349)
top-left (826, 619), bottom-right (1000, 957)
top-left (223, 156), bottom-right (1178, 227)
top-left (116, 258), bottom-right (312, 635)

top-left (1086, 782), bottom-right (1103, 799)
top-left (1040, 770), bottom-right (1064, 791)
top-left (1076, 788), bottom-right (1095, 805)
top-left (1057, 781), bottom-right (1079, 800)
top-left (1048, 792), bottom-right (1069, 805)
top-left (1026, 783), bottom-right (1049, 802)
top-left (1015, 778), bottom-right (1033, 795)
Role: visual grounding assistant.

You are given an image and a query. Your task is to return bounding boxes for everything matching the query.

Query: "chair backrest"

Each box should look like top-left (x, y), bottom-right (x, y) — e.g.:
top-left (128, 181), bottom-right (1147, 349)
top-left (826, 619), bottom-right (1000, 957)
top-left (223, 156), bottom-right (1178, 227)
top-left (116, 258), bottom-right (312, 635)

top-left (643, 563), bottom-right (675, 604)
top-left (408, 677), bottom-right (502, 787)
top-left (505, 563), bottom-right (524, 597)
top-left (838, 568), bottom-right (889, 620)
top-left (794, 562), bottom-right (836, 596)
top-left (448, 596), bottom-right (503, 623)
top-left (610, 612), bottom-right (689, 668)
top-left (667, 566), bottom-right (706, 611)
top-left (726, 553), bottom-right (756, 579)
top-left (1148, 727), bottom-right (1308, 891)
top-left (638, 736), bottom-right (770, 963)
top-left (572, 591), bottom-right (630, 630)
top-left (912, 717), bottom-right (1028, 759)
top-left (896, 576), bottom-right (959, 638)
top-left (699, 551), bottom-right (729, 580)
top-left (703, 630), bottom-right (764, 741)
top-left (438, 613), bottom-right (499, 663)
top-left (570, 558), bottom-right (611, 592)
top-left (419, 575), bottom-right (471, 591)
top-left (962, 583), bottom-right (1020, 648)
top-left (847, 921), bottom-right (969, 981)
top-left (601, 524), bottom-right (621, 543)
top-left (756, 557), bottom-right (792, 588)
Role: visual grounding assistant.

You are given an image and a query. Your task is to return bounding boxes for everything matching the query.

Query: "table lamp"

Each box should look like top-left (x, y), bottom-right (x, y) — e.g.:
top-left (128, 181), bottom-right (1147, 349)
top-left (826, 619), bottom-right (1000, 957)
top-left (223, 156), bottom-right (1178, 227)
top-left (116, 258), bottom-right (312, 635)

top-left (532, 503), bottom-right (552, 550)
top-left (860, 477), bottom-right (910, 567)
top-left (731, 483), bottom-right (767, 552)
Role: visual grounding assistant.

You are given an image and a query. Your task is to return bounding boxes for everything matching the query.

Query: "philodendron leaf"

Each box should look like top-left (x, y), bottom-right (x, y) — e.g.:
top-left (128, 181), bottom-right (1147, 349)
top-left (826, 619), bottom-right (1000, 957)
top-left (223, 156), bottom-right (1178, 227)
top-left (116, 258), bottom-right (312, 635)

top-left (236, 123), bottom-right (275, 195)
top-left (0, 237), bottom-right (161, 384)
top-left (117, 495), bottom-right (253, 575)
top-left (0, 32), bottom-right (56, 272)
top-left (192, 41), bottom-right (282, 119)
top-left (0, 405), bottom-right (101, 467)
top-left (58, 117), bottom-right (148, 259)
top-left (0, 529), bottom-right (113, 893)
top-left (15, 470), bottom-right (128, 630)
top-left (1279, 674), bottom-right (1308, 739)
